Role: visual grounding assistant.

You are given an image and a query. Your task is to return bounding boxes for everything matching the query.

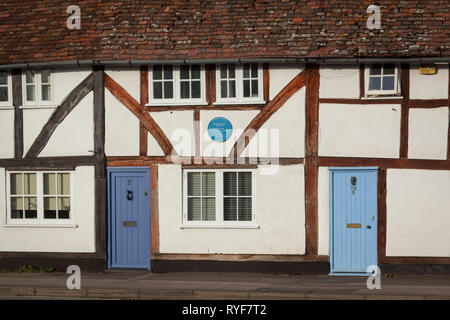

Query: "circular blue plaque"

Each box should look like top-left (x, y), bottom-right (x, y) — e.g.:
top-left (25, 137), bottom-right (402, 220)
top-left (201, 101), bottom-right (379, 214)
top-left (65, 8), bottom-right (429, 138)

top-left (207, 117), bottom-right (233, 142)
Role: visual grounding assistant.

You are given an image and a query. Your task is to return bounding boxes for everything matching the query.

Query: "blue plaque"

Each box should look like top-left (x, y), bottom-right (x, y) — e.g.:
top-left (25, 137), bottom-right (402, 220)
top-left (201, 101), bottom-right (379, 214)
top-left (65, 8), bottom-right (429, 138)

top-left (207, 117), bottom-right (233, 142)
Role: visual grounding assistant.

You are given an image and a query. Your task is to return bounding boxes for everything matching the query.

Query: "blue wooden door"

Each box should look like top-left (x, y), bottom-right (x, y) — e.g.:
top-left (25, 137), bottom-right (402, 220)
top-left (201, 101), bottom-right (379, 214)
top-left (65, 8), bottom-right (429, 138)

top-left (329, 167), bottom-right (378, 275)
top-left (107, 168), bottom-right (150, 269)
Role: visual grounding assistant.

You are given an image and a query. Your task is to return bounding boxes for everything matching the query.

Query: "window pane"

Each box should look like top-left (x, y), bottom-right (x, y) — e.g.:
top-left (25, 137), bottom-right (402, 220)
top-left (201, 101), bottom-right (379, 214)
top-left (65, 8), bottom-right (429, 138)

top-left (191, 81), bottom-right (201, 98)
top-left (229, 80), bottom-right (236, 98)
top-left (251, 79), bottom-right (258, 97)
top-left (11, 197), bottom-right (23, 219)
top-left (220, 80), bottom-right (227, 98)
top-left (369, 64), bottom-right (381, 75)
top-left (187, 197), bottom-right (201, 221)
top-left (24, 173), bottom-right (36, 195)
top-left (164, 82), bottom-right (173, 99)
top-left (26, 71), bottom-right (35, 84)
top-left (202, 198), bottom-right (216, 221)
top-left (243, 80), bottom-right (250, 97)
top-left (202, 172), bottom-right (215, 196)
top-left (382, 76), bottom-right (395, 90)
top-left (238, 198), bottom-right (252, 221)
top-left (57, 173), bottom-right (70, 195)
top-left (0, 71), bottom-right (7, 85)
top-left (224, 172), bottom-right (237, 196)
top-left (220, 64), bottom-right (227, 78)
top-left (228, 64), bottom-right (235, 78)
top-left (10, 173), bottom-right (22, 195)
top-left (180, 65), bottom-right (189, 79)
top-left (58, 197), bottom-right (70, 219)
top-left (24, 197), bottom-right (37, 219)
top-left (224, 197), bottom-right (237, 221)
top-left (238, 172), bottom-right (252, 196)
top-left (243, 64), bottom-right (250, 78)
top-left (153, 82), bottom-right (163, 99)
top-left (383, 64), bottom-right (395, 75)
top-left (187, 172), bottom-right (200, 196)
top-left (368, 77), bottom-right (381, 91)
top-left (0, 87), bottom-right (7, 101)
top-left (43, 173), bottom-right (56, 195)
top-left (180, 81), bottom-right (190, 98)
top-left (163, 65), bottom-right (173, 79)
top-left (44, 197), bottom-right (57, 219)
top-left (191, 65), bottom-right (200, 79)
top-left (26, 85), bottom-right (35, 101)
top-left (251, 63), bottom-right (258, 77)
top-left (41, 70), bottom-right (51, 83)
top-left (153, 65), bottom-right (162, 80)
top-left (41, 84), bottom-right (51, 101)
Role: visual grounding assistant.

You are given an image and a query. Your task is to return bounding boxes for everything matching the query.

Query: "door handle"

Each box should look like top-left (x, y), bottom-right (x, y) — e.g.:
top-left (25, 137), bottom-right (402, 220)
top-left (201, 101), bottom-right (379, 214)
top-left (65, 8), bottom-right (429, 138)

top-left (366, 225), bottom-right (372, 229)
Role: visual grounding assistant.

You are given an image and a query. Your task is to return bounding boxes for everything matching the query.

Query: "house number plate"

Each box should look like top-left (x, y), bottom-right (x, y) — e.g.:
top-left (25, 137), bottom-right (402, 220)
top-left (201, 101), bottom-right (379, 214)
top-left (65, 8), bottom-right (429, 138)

top-left (346, 223), bottom-right (361, 228)
top-left (123, 221), bottom-right (137, 227)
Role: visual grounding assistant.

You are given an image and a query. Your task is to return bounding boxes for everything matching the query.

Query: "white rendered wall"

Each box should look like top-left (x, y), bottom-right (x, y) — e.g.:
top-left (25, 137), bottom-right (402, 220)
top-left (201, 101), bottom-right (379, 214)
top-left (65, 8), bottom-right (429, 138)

top-left (200, 110), bottom-right (259, 158)
top-left (245, 87), bottom-right (305, 158)
top-left (386, 169), bottom-right (450, 257)
top-left (410, 64), bottom-right (449, 100)
top-left (269, 64), bottom-right (303, 100)
top-left (158, 164), bottom-right (305, 254)
top-left (408, 107), bottom-right (449, 160)
top-left (0, 109), bottom-right (14, 158)
top-left (40, 92), bottom-right (94, 157)
top-left (105, 67), bottom-right (140, 102)
top-left (52, 68), bottom-right (92, 106)
top-left (149, 111), bottom-right (195, 157)
top-left (319, 66), bottom-right (360, 99)
top-left (0, 166), bottom-right (96, 252)
top-left (319, 104), bottom-right (401, 158)
top-left (318, 166), bottom-right (330, 256)
top-left (23, 108), bottom-right (54, 155)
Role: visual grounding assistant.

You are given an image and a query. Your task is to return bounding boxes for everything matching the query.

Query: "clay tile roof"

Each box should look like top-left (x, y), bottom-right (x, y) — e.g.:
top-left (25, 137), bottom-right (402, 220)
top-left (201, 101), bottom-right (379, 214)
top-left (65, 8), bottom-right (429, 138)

top-left (0, 0), bottom-right (449, 65)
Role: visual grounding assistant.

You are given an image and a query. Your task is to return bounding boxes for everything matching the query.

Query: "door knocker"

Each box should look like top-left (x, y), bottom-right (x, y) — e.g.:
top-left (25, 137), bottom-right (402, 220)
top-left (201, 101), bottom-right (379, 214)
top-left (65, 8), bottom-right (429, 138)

top-left (127, 190), bottom-right (134, 201)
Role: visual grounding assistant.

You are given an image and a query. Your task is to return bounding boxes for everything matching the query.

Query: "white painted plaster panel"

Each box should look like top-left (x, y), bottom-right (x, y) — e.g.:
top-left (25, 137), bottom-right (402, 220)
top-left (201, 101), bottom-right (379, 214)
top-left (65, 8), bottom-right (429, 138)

top-left (319, 66), bottom-right (360, 99)
top-left (245, 87), bottom-right (305, 158)
top-left (0, 109), bottom-right (14, 158)
top-left (149, 111), bottom-right (195, 157)
top-left (269, 64), bottom-right (303, 100)
top-left (23, 108), bottom-right (54, 155)
top-left (0, 166), bottom-right (96, 252)
top-left (52, 68), bottom-right (92, 106)
top-left (318, 167), bottom-right (330, 256)
top-left (318, 104), bottom-right (401, 158)
top-left (386, 169), bottom-right (450, 257)
top-left (40, 92), bottom-right (94, 157)
top-left (200, 110), bottom-right (259, 158)
top-left (105, 67), bottom-right (141, 102)
top-left (105, 90), bottom-right (140, 156)
top-left (410, 64), bottom-right (449, 100)
top-left (158, 164), bottom-right (305, 254)
top-left (408, 107), bottom-right (449, 160)
top-left (147, 133), bottom-right (165, 156)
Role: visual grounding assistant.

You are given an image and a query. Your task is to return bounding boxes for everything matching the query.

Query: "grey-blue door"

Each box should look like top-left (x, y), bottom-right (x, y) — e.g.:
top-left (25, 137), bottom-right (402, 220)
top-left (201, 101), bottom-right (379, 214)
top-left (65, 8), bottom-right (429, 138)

top-left (330, 168), bottom-right (378, 275)
top-left (107, 168), bottom-right (150, 269)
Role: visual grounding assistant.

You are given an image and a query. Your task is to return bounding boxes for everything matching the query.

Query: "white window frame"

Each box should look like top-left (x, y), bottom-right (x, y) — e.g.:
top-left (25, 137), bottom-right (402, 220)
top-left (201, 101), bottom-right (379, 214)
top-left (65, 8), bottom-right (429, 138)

top-left (147, 64), bottom-right (207, 106)
top-left (0, 70), bottom-right (12, 108)
top-left (182, 169), bottom-right (257, 228)
top-left (6, 171), bottom-right (74, 225)
top-left (365, 64), bottom-right (401, 97)
top-left (215, 63), bottom-right (264, 104)
top-left (22, 70), bottom-right (54, 107)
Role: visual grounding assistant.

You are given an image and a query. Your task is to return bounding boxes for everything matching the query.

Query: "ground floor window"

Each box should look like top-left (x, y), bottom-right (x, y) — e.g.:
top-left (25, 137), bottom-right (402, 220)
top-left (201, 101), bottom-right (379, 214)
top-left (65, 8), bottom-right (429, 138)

top-left (7, 171), bottom-right (73, 224)
top-left (183, 169), bottom-right (255, 226)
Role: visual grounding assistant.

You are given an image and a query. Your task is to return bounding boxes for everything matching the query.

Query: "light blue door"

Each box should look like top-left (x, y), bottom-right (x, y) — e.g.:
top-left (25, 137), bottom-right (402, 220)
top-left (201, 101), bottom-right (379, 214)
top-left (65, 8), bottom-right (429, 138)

top-left (107, 168), bottom-right (150, 269)
top-left (329, 167), bottom-right (378, 275)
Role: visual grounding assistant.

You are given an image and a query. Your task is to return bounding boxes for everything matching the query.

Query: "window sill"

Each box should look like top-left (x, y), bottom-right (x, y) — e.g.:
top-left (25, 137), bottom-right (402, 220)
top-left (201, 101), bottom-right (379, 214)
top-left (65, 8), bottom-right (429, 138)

top-left (146, 102), bottom-right (208, 107)
top-left (0, 106), bottom-right (14, 110)
top-left (213, 100), bottom-right (266, 105)
top-left (20, 105), bottom-right (58, 110)
top-left (3, 224), bottom-right (78, 228)
top-left (362, 96), bottom-right (403, 100)
top-left (180, 224), bottom-right (260, 229)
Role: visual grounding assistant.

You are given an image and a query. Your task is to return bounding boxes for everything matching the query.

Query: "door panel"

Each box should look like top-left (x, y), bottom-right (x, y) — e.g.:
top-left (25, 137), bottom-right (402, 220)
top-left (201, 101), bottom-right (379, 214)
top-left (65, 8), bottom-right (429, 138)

top-left (330, 168), bottom-right (377, 275)
top-left (108, 168), bottom-right (150, 269)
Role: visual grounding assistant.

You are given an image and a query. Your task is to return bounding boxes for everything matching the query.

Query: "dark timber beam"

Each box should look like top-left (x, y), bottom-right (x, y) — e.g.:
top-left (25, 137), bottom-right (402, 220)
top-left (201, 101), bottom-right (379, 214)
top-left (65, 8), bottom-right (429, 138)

top-left (25, 73), bottom-right (94, 158)
top-left (0, 156), bottom-right (95, 170)
top-left (12, 69), bottom-right (23, 159)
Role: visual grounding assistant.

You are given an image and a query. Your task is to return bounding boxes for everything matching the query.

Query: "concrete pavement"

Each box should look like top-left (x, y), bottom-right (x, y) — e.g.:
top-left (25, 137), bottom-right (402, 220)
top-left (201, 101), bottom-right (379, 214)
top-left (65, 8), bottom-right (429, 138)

top-left (0, 271), bottom-right (449, 300)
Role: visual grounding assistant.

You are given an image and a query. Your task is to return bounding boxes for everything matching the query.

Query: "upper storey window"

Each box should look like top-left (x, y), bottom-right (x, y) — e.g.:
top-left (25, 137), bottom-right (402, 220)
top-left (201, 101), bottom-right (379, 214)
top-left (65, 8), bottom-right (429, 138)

top-left (365, 64), bottom-right (400, 97)
top-left (23, 70), bottom-right (53, 106)
top-left (0, 70), bottom-right (11, 107)
top-left (216, 63), bottom-right (264, 104)
top-left (148, 64), bottom-right (206, 105)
